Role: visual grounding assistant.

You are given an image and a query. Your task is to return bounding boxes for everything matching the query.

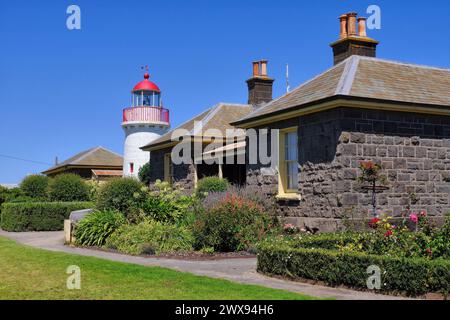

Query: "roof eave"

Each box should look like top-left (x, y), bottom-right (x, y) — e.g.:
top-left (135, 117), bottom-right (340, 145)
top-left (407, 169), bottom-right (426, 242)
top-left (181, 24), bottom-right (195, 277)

top-left (231, 95), bottom-right (450, 128)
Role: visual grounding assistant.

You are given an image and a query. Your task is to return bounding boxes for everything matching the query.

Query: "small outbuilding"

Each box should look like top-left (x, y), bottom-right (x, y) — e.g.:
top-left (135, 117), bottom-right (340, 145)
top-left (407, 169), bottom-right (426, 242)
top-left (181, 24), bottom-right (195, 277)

top-left (42, 146), bottom-right (123, 181)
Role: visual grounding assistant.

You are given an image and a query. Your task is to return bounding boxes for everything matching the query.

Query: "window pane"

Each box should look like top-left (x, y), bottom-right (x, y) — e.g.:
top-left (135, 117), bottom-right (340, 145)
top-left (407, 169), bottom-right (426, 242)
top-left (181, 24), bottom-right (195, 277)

top-left (285, 132), bottom-right (297, 161)
top-left (287, 161), bottom-right (298, 190)
top-left (284, 131), bottom-right (298, 190)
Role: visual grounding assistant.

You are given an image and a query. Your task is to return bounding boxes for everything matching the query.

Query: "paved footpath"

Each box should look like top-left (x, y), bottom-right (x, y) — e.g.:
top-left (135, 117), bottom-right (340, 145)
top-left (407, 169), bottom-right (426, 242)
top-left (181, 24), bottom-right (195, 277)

top-left (0, 230), bottom-right (410, 300)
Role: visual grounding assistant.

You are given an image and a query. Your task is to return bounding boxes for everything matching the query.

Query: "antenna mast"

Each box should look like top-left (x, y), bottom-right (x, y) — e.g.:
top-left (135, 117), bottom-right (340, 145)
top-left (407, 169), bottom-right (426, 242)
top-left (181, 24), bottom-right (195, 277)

top-left (286, 63), bottom-right (290, 93)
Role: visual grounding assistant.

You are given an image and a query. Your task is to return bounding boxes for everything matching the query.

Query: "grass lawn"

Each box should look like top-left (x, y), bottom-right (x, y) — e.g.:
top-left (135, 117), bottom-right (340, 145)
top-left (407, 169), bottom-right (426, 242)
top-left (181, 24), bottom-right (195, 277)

top-left (0, 236), bottom-right (314, 300)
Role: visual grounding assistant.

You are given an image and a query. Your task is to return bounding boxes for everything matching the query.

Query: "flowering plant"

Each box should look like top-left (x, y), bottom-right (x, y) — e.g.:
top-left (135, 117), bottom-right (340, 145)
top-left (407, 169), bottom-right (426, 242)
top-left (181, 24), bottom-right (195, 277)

top-left (283, 223), bottom-right (299, 235)
top-left (357, 160), bottom-right (387, 185)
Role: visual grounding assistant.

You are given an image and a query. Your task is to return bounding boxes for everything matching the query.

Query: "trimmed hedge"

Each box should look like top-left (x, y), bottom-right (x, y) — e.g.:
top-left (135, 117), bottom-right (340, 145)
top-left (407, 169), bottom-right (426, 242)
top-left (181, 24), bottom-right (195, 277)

top-left (0, 202), bottom-right (94, 232)
top-left (258, 239), bottom-right (450, 296)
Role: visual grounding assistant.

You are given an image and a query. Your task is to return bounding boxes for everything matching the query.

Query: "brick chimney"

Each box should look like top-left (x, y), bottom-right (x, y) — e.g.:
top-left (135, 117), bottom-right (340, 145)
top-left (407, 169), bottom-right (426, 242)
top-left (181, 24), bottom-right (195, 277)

top-left (330, 12), bottom-right (379, 65)
top-left (246, 60), bottom-right (274, 106)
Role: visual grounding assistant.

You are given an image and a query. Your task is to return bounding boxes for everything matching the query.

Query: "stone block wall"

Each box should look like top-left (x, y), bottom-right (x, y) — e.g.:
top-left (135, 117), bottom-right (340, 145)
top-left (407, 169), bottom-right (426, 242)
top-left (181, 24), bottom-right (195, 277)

top-left (245, 107), bottom-right (450, 230)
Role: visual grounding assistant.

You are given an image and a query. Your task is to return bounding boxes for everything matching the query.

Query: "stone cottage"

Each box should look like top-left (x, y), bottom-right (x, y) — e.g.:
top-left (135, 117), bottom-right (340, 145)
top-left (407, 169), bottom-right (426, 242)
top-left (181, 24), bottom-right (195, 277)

top-left (144, 12), bottom-right (450, 231)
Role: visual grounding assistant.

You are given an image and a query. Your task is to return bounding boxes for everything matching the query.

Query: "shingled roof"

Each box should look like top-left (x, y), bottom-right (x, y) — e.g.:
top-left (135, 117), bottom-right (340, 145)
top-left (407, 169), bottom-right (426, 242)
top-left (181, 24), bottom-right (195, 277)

top-left (141, 103), bottom-right (252, 150)
top-left (42, 147), bottom-right (123, 175)
top-left (233, 56), bottom-right (450, 126)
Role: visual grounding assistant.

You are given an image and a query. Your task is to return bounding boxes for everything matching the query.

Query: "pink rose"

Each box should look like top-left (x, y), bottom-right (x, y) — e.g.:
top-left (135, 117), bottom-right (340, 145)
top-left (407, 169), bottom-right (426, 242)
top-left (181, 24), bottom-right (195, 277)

top-left (409, 213), bottom-right (418, 224)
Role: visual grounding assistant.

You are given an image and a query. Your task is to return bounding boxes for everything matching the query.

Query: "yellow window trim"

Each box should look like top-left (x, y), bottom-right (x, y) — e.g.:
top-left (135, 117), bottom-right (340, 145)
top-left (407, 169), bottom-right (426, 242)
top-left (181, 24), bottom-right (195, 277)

top-left (278, 126), bottom-right (299, 197)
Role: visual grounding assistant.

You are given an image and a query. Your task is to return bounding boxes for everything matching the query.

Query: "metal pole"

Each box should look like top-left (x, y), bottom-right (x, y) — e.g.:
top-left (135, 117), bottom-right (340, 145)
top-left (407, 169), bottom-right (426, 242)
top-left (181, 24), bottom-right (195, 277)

top-left (372, 180), bottom-right (377, 218)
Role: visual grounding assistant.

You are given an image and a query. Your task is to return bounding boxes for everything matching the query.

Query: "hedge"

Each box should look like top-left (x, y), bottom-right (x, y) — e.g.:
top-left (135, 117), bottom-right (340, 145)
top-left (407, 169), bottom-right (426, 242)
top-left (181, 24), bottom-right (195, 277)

top-left (0, 202), bottom-right (94, 232)
top-left (257, 242), bottom-right (450, 297)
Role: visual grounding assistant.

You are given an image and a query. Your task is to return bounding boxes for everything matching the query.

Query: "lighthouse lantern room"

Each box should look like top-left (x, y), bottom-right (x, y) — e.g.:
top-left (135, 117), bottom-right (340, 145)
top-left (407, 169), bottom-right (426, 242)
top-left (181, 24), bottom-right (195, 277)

top-left (122, 68), bottom-right (170, 178)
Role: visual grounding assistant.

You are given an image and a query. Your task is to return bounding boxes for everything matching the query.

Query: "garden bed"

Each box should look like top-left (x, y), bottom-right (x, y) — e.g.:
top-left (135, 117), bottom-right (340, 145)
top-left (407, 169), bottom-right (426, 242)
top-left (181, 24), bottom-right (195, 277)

top-left (74, 244), bottom-right (256, 261)
top-left (257, 229), bottom-right (450, 297)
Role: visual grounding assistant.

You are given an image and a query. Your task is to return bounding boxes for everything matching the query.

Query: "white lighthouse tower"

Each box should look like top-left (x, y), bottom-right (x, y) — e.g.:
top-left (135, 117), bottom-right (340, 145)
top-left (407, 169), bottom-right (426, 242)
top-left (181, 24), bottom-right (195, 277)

top-left (122, 68), bottom-right (170, 178)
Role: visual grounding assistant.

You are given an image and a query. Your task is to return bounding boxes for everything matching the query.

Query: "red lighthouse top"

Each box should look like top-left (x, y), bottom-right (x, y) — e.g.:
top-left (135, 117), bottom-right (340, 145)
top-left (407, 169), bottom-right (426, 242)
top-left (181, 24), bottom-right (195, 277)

top-left (132, 72), bottom-right (161, 93)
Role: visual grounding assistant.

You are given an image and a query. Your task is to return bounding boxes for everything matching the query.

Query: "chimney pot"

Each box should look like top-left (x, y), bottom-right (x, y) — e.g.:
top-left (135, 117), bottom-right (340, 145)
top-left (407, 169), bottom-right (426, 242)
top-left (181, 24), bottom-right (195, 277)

top-left (339, 15), bottom-right (348, 39)
top-left (357, 17), bottom-right (367, 37)
top-left (260, 60), bottom-right (268, 77)
top-left (252, 61), bottom-right (259, 77)
top-left (347, 12), bottom-right (358, 36)
top-left (247, 60), bottom-right (274, 106)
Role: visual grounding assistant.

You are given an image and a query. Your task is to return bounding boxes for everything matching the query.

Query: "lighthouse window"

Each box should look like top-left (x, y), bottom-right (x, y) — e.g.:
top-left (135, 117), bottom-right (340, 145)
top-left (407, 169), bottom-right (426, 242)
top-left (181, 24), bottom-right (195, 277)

top-left (143, 95), bottom-right (151, 106)
top-left (133, 92), bottom-right (161, 107)
top-left (129, 162), bottom-right (134, 174)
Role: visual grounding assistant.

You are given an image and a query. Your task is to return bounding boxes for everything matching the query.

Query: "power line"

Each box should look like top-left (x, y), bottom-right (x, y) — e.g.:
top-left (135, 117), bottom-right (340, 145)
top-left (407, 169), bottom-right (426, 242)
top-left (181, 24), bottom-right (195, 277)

top-left (0, 153), bottom-right (52, 166)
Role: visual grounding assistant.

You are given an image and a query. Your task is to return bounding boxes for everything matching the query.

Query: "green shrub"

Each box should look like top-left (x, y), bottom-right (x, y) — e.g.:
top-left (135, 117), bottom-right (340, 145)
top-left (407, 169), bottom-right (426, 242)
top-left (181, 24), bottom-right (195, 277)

top-left (20, 175), bottom-right (50, 199)
top-left (195, 177), bottom-right (228, 198)
top-left (85, 180), bottom-right (100, 202)
top-left (0, 202), bottom-right (93, 232)
top-left (193, 193), bottom-right (275, 252)
top-left (257, 240), bottom-right (450, 296)
top-left (140, 180), bottom-right (195, 224)
top-left (0, 187), bottom-right (35, 208)
top-left (0, 186), bottom-right (7, 206)
top-left (106, 220), bottom-right (194, 255)
top-left (138, 162), bottom-right (151, 185)
top-left (74, 210), bottom-right (125, 247)
top-left (96, 178), bottom-right (146, 217)
top-left (49, 174), bottom-right (90, 202)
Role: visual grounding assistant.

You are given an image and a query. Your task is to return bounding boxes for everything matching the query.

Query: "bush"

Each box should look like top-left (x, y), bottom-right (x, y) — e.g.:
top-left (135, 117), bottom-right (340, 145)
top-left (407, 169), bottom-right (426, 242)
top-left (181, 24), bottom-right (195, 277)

top-left (138, 162), bottom-right (151, 185)
top-left (106, 220), bottom-right (194, 255)
top-left (0, 187), bottom-right (34, 207)
top-left (257, 238), bottom-right (450, 296)
top-left (139, 180), bottom-right (195, 225)
top-left (20, 175), bottom-right (50, 199)
top-left (96, 178), bottom-right (146, 217)
top-left (195, 177), bottom-right (228, 198)
top-left (0, 202), bottom-right (93, 231)
top-left (49, 174), bottom-right (90, 202)
top-left (193, 193), bottom-right (276, 252)
top-left (74, 210), bottom-right (125, 247)
top-left (202, 185), bottom-right (277, 216)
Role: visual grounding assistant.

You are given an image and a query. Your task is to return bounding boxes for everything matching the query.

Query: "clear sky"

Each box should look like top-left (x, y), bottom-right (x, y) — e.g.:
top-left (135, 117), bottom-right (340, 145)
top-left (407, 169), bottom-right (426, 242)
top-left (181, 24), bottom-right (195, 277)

top-left (1, 0), bottom-right (449, 184)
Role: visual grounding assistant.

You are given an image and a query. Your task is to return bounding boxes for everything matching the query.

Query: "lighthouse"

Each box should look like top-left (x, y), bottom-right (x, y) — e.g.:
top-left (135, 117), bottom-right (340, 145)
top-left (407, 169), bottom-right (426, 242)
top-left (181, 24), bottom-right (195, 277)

top-left (122, 69), bottom-right (170, 178)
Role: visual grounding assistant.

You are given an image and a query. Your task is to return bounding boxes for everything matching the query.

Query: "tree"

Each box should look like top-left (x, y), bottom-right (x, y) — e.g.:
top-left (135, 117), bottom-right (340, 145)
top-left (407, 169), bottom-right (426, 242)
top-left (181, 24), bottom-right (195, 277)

top-left (20, 175), bottom-right (50, 199)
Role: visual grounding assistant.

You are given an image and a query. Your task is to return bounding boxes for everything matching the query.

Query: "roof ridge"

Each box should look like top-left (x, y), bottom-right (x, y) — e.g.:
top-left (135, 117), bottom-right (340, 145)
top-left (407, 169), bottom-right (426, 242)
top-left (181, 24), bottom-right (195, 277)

top-left (335, 56), bottom-right (360, 95)
top-left (96, 146), bottom-right (123, 158)
top-left (358, 56), bottom-right (450, 72)
top-left (72, 146), bottom-right (102, 164)
top-left (239, 58), bottom-right (350, 121)
top-left (191, 103), bottom-right (224, 136)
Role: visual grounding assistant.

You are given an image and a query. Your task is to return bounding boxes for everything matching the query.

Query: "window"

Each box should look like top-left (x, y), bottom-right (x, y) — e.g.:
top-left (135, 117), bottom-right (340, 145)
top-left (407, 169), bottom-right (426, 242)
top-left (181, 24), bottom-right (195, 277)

top-left (164, 153), bottom-right (173, 184)
top-left (279, 128), bottom-right (298, 195)
top-left (129, 162), bottom-right (134, 174)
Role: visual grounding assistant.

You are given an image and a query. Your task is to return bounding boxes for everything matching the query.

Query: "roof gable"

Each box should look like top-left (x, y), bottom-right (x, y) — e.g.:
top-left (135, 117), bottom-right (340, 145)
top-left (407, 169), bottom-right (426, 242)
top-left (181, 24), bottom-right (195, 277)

top-left (142, 103), bottom-right (252, 149)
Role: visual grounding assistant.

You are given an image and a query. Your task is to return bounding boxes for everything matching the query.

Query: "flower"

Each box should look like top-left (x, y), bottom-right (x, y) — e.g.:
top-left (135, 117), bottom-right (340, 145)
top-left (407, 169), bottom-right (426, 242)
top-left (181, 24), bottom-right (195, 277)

top-left (420, 210), bottom-right (427, 217)
top-left (283, 223), bottom-right (299, 234)
top-left (425, 248), bottom-right (432, 257)
top-left (409, 213), bottom-right (419, 224)
top-left (368, 217), bottom-right (380, 229)
top-left (384, 230), bottom-right (393, 237)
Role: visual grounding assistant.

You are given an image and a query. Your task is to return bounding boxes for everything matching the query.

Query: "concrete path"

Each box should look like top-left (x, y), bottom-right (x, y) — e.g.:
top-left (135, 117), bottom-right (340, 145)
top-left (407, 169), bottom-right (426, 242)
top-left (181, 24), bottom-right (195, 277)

top-left (0, 230), bottom-right (410, 300)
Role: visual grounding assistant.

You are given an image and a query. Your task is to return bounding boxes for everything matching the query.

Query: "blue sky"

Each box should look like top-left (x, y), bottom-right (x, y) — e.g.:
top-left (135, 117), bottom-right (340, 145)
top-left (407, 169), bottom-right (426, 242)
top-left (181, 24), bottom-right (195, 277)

top-left (1, 0), bottom-right (449, 184)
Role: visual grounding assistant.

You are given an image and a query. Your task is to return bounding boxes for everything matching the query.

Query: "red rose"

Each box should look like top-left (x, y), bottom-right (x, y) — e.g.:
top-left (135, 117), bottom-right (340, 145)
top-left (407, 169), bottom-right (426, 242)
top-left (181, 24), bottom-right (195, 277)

top-left (384, 230), bottom-right (393, 237)
top-left (369, 217), bottom-right (380, 229)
